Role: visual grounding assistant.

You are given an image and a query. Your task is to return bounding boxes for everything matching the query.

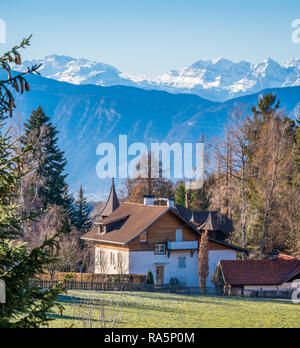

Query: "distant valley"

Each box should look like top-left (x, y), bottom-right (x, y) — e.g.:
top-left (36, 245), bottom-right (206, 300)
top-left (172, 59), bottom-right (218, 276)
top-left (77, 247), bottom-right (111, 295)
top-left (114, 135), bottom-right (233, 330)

top-left (8, 69), bottom-right (299, 200)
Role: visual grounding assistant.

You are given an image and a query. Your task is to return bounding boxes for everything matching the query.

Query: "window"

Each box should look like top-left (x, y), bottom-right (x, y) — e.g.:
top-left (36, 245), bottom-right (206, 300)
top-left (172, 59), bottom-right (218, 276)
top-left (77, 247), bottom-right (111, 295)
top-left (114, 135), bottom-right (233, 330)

top-left (110, 252), bottom-right (116, 265)
top-left (140, 232), bottom-right (148, 243)
top-left (176, 229), bottom-right (183, 242)
top-left (154, 244), bottom-right (166, 255)
top-left (98, 225), bottom-right (106, 234)
top-left (179, 257), bottom-right (186, 268)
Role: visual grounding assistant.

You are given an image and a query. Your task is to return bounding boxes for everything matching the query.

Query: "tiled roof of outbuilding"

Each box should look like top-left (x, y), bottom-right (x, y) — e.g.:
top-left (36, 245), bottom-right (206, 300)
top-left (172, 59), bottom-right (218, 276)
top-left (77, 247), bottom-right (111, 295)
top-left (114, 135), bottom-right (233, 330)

top-left (219, 259), bottom-right (300, 286)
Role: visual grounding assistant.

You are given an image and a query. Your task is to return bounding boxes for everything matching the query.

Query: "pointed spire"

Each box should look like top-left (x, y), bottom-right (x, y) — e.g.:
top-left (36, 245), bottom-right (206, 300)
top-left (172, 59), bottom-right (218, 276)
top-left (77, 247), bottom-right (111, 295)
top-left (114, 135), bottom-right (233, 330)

top-left (190, 211), bottom-right (196, 224)
top-left (99, 179), bottom-right (120, 218)
top-left (201, 212), bottom-right (219, 231)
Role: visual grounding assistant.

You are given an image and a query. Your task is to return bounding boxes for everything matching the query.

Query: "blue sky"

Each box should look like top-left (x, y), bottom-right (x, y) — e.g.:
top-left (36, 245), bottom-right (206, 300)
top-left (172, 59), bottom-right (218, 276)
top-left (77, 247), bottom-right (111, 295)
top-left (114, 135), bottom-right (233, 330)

top-left (1, 0), bottom-right (300, 75)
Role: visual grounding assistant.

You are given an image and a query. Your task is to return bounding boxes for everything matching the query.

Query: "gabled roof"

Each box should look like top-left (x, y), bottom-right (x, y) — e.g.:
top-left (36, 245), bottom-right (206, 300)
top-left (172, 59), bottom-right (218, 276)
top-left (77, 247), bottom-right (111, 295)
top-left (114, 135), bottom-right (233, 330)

top-left (99, 179), bottom-right (120, 218)
top-left (175, 205), bottom-right (233, 236)
top-left (95, 215), bottom-right (130, 226)
top-left (82, 203), bottom-right (171, 244)
top-left (82, 202), bottom-right (245, 253)
top-left (219, 259), bottom-right (300, 286)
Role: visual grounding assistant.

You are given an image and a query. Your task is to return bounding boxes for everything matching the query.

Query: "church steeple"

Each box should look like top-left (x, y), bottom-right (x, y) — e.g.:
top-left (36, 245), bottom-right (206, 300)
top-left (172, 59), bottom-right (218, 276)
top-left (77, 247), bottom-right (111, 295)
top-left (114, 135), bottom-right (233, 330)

top-left (99, 179), bottom-right (120, 218)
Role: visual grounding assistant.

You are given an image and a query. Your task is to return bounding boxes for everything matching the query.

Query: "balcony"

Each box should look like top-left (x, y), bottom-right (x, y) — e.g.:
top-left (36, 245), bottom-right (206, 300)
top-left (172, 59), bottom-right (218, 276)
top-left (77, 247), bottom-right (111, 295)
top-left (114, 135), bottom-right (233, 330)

top-left (168, 241), bottom-right (199, 251)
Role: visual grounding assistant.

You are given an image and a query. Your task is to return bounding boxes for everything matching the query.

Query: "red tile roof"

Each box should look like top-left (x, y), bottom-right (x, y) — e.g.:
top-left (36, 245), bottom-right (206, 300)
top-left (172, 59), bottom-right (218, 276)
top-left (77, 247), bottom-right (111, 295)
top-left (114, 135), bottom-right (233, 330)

top-left (220, 259), bottom-right (300, 286)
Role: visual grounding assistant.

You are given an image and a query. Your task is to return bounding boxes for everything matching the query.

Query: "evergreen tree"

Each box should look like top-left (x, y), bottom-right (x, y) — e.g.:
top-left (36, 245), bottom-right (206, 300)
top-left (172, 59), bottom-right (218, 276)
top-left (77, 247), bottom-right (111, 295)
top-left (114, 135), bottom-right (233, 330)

top-left (0, 39), bottom-right (69, 328)
top-left (146, 271), bottom-right (154, 285)
top-left (190, 188), bottom-right (210, 211)
top-left (22, 106), bottom-right (69, 210)
top-left (175, 183), bottom-right (186, 206)
top-left (74, 186), bottom-right (92, 232)
top-left (62, 185), bottom-right (77, 226)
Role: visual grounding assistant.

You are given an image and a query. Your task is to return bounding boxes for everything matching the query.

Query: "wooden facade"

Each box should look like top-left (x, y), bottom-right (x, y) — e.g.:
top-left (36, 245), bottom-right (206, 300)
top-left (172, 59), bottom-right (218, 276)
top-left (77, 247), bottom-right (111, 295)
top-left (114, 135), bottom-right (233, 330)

top-left (97, 210), bottom-right (235, 253)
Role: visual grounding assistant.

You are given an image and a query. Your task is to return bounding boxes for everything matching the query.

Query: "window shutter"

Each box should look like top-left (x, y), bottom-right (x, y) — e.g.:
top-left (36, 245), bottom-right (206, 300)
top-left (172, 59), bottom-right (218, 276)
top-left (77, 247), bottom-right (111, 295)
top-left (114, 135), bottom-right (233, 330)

top-left (179, 257), bottom-right (186, 268)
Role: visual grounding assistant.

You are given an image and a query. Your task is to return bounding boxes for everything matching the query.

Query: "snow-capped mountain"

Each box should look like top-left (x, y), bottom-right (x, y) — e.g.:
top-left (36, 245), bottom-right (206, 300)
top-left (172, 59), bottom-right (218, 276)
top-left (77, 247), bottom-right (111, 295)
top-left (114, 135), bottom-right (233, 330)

top-left (9, 68), bottom-right (300, 199)
top-left (16, 55), bottom-right (137, 87)
top-left (15, 55), bottom-right (300, 102)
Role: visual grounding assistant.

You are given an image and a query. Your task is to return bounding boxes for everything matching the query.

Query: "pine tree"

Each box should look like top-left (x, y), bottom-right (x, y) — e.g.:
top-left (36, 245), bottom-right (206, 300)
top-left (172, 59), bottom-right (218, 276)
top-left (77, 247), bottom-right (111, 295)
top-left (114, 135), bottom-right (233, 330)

top-left (175, 182), bottom-right (186, 206)
top-left (0, 39), bottom-right (69, 328)
top-left (22, 106), bottom-right (69, 210)
top-left (198, 230), bottom-right (210, 294)
top-left (190, 188), bottom-right (209, 211)
top-left (74, 186), bottom-right (92, 233)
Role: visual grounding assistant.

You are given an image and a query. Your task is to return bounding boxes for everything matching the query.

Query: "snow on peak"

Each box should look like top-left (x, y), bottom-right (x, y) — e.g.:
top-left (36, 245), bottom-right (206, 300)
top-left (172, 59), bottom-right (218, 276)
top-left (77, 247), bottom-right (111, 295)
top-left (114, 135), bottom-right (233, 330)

top-left (15, 55), bottom-right (300, 102)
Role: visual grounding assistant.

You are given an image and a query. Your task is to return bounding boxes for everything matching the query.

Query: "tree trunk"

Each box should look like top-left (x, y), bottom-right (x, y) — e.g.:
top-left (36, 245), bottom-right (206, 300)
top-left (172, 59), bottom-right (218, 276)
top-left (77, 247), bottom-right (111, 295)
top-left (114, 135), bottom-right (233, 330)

top-left (241, 157), bottom-right (247, 259)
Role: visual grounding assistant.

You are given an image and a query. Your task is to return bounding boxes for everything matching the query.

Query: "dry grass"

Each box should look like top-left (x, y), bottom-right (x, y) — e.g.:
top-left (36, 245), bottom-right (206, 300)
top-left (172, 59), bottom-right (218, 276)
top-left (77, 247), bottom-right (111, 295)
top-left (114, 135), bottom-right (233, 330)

top-left (47, 290), bottom-right (300, 328)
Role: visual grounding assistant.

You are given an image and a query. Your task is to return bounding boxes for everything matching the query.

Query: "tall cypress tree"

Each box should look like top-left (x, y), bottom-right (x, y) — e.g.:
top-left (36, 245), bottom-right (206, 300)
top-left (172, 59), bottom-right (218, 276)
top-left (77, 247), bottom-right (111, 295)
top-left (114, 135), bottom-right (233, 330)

top-left (22, 106), bottom-right (68, 209)
top-left (198, 230), bottom-right (209, 295)
top-left (73, 186), bottom-right (92, 232)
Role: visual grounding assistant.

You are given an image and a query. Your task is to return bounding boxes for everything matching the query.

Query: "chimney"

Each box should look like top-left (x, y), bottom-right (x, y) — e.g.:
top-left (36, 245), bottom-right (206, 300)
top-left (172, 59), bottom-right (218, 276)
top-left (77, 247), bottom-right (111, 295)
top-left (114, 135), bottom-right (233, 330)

top-left (144, 195), bottom-right (155, 206)
top-left (167, 198), bottom-right (175, 208)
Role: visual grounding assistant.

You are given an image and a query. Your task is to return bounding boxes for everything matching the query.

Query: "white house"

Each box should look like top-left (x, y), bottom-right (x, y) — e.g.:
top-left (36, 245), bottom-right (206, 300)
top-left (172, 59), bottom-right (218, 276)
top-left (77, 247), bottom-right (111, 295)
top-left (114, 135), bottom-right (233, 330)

top-left (82, 180), bottom-right (244, 287)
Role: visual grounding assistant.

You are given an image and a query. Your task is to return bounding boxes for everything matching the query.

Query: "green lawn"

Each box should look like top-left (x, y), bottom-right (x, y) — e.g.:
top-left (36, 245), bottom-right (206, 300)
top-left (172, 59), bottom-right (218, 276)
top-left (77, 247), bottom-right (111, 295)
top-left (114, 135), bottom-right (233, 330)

top-left (48, 290), bottom-right (300, 328)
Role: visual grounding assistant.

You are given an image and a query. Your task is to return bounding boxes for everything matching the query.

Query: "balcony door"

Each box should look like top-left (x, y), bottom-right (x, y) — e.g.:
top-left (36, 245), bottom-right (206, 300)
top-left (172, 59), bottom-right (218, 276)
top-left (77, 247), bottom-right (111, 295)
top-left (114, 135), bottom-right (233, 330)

top-left (156, 266), bottom-right (165, 286)
top-left (176, 229), bottom-right (183, 242)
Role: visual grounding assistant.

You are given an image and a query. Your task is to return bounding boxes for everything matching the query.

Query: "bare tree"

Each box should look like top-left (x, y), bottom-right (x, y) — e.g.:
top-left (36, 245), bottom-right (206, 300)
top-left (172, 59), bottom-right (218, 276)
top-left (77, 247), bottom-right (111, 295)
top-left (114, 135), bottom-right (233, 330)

top-left (72, 296), bottom-right (122, 328)
top-left (95, 249), bottom-right (109, 275)
top-left (209, 110), bottom-right (250, 258)
top-left (257, 116), bottom-right (294, 254)
top-left (124, 151), bottom-right (174, 203)
top-left (115, 252), bottom-right (129, 276)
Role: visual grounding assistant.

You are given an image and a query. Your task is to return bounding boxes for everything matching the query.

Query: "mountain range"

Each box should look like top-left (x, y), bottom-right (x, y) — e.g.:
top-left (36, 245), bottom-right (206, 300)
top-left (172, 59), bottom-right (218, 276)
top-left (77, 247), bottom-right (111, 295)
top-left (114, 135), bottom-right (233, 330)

top-left (8, 68), bottom-right (299, 200)
top-left (15, 55), bottom-right (300, 102)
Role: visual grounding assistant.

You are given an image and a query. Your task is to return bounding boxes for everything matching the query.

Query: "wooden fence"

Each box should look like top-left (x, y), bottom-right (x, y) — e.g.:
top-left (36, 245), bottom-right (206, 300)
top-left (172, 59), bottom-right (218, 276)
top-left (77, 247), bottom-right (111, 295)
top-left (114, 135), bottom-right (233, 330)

top-left (31, 279), bottom-right (296, 300)
top-left (35, 272), bottom-right (146, 284)
top-left (31, 279), bottom-right (217, 295)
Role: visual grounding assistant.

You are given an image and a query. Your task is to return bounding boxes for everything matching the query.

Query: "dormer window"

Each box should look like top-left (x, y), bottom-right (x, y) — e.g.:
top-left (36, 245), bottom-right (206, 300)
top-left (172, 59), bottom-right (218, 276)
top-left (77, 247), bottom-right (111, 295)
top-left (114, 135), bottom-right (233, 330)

top-left (140, 232), bottom-right (148, 243)
top-left (98, 225), bottom-right (106, 235)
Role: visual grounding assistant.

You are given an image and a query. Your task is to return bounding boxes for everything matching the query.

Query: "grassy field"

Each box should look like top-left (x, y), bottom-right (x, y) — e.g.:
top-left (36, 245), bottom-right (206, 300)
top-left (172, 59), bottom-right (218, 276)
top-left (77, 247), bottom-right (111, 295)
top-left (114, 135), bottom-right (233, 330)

top-left (48, 290), bottom-right (300, 328)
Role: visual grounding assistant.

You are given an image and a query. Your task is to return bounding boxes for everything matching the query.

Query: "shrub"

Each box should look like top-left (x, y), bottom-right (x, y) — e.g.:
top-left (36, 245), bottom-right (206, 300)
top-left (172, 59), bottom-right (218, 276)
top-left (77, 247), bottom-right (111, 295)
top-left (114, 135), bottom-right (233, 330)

top-left (146, 271), bottom-right (154, 285)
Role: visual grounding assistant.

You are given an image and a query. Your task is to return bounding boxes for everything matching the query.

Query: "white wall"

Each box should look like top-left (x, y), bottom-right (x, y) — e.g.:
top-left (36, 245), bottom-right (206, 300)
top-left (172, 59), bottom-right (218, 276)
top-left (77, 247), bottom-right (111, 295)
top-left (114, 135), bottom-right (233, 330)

top-left (95, 247), bottom-right (129, 275)
top-left (244, 283), bottom-right (294, 292)
top-left (208, 250), bottom-right (237, 287)
top-left (129, 251), bottom-right (199, 287)
top-left (129, 249), bottom-right (237, 287)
